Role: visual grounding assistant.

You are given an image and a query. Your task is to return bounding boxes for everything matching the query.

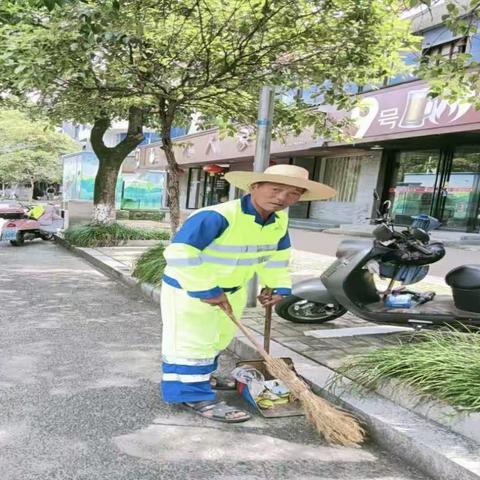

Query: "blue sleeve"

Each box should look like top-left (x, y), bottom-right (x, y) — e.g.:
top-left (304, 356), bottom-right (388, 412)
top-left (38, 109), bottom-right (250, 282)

top-left (172, 211), bottom-right (229, 250)
top-left (272, 288), bottom-right (292, 296)
top-left (277, 231), bottom-right (291, 250)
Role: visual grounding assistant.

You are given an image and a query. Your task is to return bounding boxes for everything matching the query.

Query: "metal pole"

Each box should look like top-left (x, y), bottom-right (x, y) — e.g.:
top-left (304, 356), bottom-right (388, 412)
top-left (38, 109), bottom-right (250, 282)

top-left (247, 86), bottom-right (275, 307)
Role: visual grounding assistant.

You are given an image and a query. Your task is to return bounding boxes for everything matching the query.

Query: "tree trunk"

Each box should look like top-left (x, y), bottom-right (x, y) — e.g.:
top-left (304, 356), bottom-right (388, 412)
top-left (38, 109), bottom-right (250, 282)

top-left (90, 106), bottom-right (144, 225)
top-left (159, 111), bottom-right (181, 234)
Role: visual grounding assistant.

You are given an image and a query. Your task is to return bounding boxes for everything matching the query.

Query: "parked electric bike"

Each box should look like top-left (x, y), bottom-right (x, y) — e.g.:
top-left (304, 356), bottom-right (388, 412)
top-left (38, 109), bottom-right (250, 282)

top-left (0, 202), bottom-right (63, 246)
top-left (276, 194), bottom-right (480, 328)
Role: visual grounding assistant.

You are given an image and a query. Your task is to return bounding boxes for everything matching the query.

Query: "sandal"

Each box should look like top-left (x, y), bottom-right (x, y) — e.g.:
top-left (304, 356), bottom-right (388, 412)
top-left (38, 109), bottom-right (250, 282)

top-left (183, 400), bottom-right (251, 423)
top-left (210, 375), bottom-right (236, 391)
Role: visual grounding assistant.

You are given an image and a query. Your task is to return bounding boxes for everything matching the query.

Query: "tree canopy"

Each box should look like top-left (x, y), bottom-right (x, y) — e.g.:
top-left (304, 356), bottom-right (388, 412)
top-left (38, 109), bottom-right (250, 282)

top-left (0, 109), bottom-right (78, 186)
top-left (0, 0), bottom-right (423, 228)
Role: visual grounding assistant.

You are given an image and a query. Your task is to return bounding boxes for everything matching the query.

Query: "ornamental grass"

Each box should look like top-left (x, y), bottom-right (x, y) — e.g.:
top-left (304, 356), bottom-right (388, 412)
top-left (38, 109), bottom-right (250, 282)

top-left (132, 243), bottom-right (166, 286)
top-left (334, 329), bottom-right (480, 412)
top-left (64, 223), bottom-right (169, 248)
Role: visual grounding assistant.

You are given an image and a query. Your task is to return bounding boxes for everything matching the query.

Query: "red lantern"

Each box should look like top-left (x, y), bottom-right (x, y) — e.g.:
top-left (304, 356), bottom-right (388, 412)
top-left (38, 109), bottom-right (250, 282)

top-left (202, 164), bottom-right (224, 174)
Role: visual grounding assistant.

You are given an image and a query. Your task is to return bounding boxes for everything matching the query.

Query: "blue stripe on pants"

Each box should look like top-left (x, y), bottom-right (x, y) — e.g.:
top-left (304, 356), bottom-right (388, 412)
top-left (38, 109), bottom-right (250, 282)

top-left (161, 358), bottom-right (218, 403)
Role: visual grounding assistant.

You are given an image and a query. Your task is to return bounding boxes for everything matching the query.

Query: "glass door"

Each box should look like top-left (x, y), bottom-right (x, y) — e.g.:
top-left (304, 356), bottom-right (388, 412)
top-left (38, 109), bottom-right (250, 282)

top-left (389, 150), bottom-right (441, 225)
top-left (437, 146), bottom-right (480, 232)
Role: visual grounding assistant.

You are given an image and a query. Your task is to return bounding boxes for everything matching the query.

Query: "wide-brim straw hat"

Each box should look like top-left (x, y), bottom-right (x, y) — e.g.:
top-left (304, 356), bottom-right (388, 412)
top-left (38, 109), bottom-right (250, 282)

top-left (225, 164), bottom-right (336, 201)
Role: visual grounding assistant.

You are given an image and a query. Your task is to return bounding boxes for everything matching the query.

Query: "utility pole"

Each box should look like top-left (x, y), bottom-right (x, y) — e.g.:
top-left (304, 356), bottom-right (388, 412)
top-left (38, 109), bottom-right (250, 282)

top-left (247, 86), bottom-right (275, 307)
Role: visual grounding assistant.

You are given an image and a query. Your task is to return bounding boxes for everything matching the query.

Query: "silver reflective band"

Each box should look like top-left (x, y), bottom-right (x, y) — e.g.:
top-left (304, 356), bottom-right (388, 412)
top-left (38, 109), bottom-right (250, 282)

top-left (265, 260), bottom-right (289, 268)
top-left (200, 254), bottom-right (271, 265)
top-left (166, 257), bottom-right (203, 267)
top-left (162, 373), bottom-right (211, 383)
top-left (207, 243), bottom-right (277, 253)
top-left (162, 356), bottom-right (216, 366)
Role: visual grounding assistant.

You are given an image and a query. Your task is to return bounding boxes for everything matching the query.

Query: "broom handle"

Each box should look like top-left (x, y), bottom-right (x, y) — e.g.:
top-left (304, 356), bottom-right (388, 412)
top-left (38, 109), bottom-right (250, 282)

top-left (263, 288), bottom-right (273, 354)
top-left (221, 306), bottom-right (271, 360)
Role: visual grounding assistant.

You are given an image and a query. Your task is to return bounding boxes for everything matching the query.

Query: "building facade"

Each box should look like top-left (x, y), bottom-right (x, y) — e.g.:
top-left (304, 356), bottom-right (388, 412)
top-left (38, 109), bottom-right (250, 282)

top-left (135, 2), bottom-right (480, 232)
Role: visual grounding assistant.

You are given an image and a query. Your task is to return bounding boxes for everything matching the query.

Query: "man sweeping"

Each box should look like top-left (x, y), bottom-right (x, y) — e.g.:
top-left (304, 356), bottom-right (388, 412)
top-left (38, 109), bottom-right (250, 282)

top-left (160, 164), bottom-right (335, 423)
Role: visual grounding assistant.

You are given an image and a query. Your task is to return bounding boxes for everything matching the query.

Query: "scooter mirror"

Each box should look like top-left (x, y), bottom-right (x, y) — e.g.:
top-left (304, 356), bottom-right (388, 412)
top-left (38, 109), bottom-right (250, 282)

top-left (410, 227), bottom-right (430, 244)
top-left (373, 224), bottom-right (395, 242)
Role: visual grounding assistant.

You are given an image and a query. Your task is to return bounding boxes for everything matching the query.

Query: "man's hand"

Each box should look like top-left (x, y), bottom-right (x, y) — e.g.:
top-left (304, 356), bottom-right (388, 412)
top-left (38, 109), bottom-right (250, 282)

top-left (201, 292), bottom-right (233, 315)
top-left (257, 289), bottom-right (284, 308)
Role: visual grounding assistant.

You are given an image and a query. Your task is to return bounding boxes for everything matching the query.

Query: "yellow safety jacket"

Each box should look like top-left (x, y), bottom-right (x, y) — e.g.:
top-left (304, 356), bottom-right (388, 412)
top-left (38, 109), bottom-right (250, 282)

top-left (28, 205), bottom-right (45, 220)
top-left (163, 195), bottom-right (292, 298)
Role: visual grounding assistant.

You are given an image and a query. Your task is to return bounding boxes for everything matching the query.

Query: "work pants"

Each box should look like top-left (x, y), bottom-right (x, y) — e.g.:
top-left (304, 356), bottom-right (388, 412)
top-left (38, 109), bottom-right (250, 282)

top-left (160, 282), bottom-right (247, 403)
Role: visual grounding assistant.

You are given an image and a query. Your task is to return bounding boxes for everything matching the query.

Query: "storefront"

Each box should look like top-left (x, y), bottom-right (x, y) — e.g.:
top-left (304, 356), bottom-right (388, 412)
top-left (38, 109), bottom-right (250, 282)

top-left (287, 152), bottom-right (381, 227)
top-left (344, 79), bottom-right (480, 233)
top-left (185, 165), bottom-right (230, 209)
top-left (383, 145), bottom-right (480, 232)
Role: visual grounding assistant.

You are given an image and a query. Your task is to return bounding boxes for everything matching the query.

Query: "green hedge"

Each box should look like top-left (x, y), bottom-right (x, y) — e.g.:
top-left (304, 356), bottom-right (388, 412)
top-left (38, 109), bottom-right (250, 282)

top-left (334, 329), bottom-right (480, 412)
top-left (64, 223), bottom-right (170, 248)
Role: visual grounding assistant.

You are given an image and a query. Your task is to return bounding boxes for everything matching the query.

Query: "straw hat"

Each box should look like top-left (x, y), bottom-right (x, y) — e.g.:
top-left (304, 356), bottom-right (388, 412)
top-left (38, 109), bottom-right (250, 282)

top-left (224, 164), bottom-right (336, 201)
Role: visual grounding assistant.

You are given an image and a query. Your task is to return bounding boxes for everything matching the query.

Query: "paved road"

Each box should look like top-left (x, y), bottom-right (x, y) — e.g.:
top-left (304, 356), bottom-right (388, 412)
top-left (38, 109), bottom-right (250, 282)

top-left (0, 240), bottom-right (430, 480)
top-left (290, 229), bottom-right (478, 278)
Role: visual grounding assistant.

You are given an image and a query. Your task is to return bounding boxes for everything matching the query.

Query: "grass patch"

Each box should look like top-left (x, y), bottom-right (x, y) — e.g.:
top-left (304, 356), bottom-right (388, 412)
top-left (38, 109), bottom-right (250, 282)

top-left (64, 223), bottom-right (170, 248)
top-left (334, 329), bottom-right (480, 412)
top-left (132, 243), bottom-right (166, 286)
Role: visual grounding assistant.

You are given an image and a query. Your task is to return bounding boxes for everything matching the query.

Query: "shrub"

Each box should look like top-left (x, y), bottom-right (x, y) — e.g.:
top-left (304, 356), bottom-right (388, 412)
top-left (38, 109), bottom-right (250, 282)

top-left (334, 329), bottom-right (480, 411)
top-left (115, 210), bottom-right (130, 220)
top-left (128, 210), bottom-right (166, 221)
top-left (132, 243), bottom-right (166, 286)
top-left (64, 223), bottom-right (170, 247)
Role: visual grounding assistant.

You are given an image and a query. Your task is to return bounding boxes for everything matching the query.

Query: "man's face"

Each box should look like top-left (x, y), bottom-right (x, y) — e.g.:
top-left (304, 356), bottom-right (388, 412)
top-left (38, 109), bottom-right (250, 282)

top-left (250, 182), bottom-right (305, 213)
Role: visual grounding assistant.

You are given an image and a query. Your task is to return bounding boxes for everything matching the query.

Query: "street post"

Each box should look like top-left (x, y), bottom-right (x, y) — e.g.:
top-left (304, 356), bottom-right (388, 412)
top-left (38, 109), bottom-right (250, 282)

top-left (247, 86), bottom-right (276, 307)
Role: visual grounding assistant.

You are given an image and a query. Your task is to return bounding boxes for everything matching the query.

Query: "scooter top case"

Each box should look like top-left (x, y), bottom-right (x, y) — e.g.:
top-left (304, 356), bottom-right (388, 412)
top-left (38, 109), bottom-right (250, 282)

top-left (446, 265), bottom-right (480, 313)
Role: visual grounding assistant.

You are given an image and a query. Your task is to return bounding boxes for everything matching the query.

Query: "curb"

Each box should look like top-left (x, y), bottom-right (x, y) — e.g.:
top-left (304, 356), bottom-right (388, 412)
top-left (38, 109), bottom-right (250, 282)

top-left (55, 237), bottom-right (480, 480)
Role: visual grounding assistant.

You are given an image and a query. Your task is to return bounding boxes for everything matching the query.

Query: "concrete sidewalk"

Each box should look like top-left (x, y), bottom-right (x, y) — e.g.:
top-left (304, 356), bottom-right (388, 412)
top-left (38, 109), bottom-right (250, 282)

top-left (6, 241), bottom-right (436, 480)
top-left (55, 237), bottom-right (480, 480)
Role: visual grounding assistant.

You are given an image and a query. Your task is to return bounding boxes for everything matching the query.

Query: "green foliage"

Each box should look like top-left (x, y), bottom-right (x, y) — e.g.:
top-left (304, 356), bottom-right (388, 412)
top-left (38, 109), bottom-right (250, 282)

top-left (334, 329), bottom-right (480, 412)
top-left (0, 1), bottom-right (417, 137)
top-left (0, 109), bottom-right (78, 184)
top-left (127, 210), bottom-right (165, 221)
top-left (64, 222), bottom-right (169, 247)
top-left (132, 243), bottom-right (166, 286)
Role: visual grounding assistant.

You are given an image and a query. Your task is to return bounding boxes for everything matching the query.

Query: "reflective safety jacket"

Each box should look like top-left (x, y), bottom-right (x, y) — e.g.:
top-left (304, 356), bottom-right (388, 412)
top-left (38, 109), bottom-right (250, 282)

top-left (28, 205), bottom-right (45, 220)
top-left (163, 194), bottom-right (292, 299)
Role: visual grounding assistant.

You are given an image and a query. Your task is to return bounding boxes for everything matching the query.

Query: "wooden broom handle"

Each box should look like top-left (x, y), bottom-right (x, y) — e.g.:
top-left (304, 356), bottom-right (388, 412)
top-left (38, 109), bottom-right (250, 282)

top-left (221, 306), bottom-right (271, 360)
top-left (263, 288), bottom-right (273, 354)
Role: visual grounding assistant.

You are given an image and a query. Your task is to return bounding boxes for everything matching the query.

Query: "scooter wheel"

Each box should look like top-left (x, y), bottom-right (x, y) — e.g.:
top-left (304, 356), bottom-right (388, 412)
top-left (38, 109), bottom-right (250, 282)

top-left (10, 231), bottom-right (25, 246)
top-left (275, 295), bottom-right (347, 324)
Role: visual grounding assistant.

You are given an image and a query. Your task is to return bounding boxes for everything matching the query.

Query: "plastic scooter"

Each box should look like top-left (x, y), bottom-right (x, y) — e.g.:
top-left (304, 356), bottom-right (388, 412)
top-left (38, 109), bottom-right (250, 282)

top-left (275, 193), bottom-right (480, 329)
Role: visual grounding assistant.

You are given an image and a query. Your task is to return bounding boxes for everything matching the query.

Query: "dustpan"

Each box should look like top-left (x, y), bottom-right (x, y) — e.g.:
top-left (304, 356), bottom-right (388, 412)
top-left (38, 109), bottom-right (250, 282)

top-left (235, 297), bottom-right (305, 418)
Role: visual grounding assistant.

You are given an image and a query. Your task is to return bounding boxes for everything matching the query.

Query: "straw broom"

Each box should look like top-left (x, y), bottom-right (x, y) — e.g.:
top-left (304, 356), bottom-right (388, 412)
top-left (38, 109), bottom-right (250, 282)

top-left (221, 306), bottom-right (365, 446)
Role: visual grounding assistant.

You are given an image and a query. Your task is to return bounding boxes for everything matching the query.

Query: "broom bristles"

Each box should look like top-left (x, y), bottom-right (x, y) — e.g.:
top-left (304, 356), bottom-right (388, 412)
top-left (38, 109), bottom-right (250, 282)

top-left (265, 356), bottom-right (365, 446)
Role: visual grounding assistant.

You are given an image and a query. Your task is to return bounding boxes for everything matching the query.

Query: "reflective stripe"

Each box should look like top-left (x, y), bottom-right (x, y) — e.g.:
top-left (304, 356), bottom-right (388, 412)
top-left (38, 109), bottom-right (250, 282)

top-left (265, 260), bottom-right (289, 268)
top-left (200, 254), bottom-right (271, 266)
top-left (162, 356), bottom-right (216, 366)
top-left (166, 257), bottom-right (203, 267)
top-left (162, 373), bottom-right (211, 383)
top-left (207, 243), bottom-right (277, 253)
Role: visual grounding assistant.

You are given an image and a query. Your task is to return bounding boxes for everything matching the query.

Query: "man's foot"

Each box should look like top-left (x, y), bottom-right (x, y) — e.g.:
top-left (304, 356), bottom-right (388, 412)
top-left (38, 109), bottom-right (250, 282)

top-left (210, 375), bottom-right (236, 390)
top-left (183, 400), bottom-right (251, 423)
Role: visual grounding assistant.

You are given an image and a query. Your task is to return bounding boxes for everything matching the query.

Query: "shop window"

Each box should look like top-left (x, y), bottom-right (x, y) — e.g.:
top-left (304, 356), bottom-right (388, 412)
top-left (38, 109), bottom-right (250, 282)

top-left (321, 156), bottom-right (362, 202)
top-left (185, 167), bottom-right (230, 209)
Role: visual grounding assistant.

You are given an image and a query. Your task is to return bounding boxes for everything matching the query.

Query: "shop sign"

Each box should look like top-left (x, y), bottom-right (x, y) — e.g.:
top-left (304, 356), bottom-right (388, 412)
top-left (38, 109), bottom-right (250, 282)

top-left (351, 82), bottom-right (480, 140)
